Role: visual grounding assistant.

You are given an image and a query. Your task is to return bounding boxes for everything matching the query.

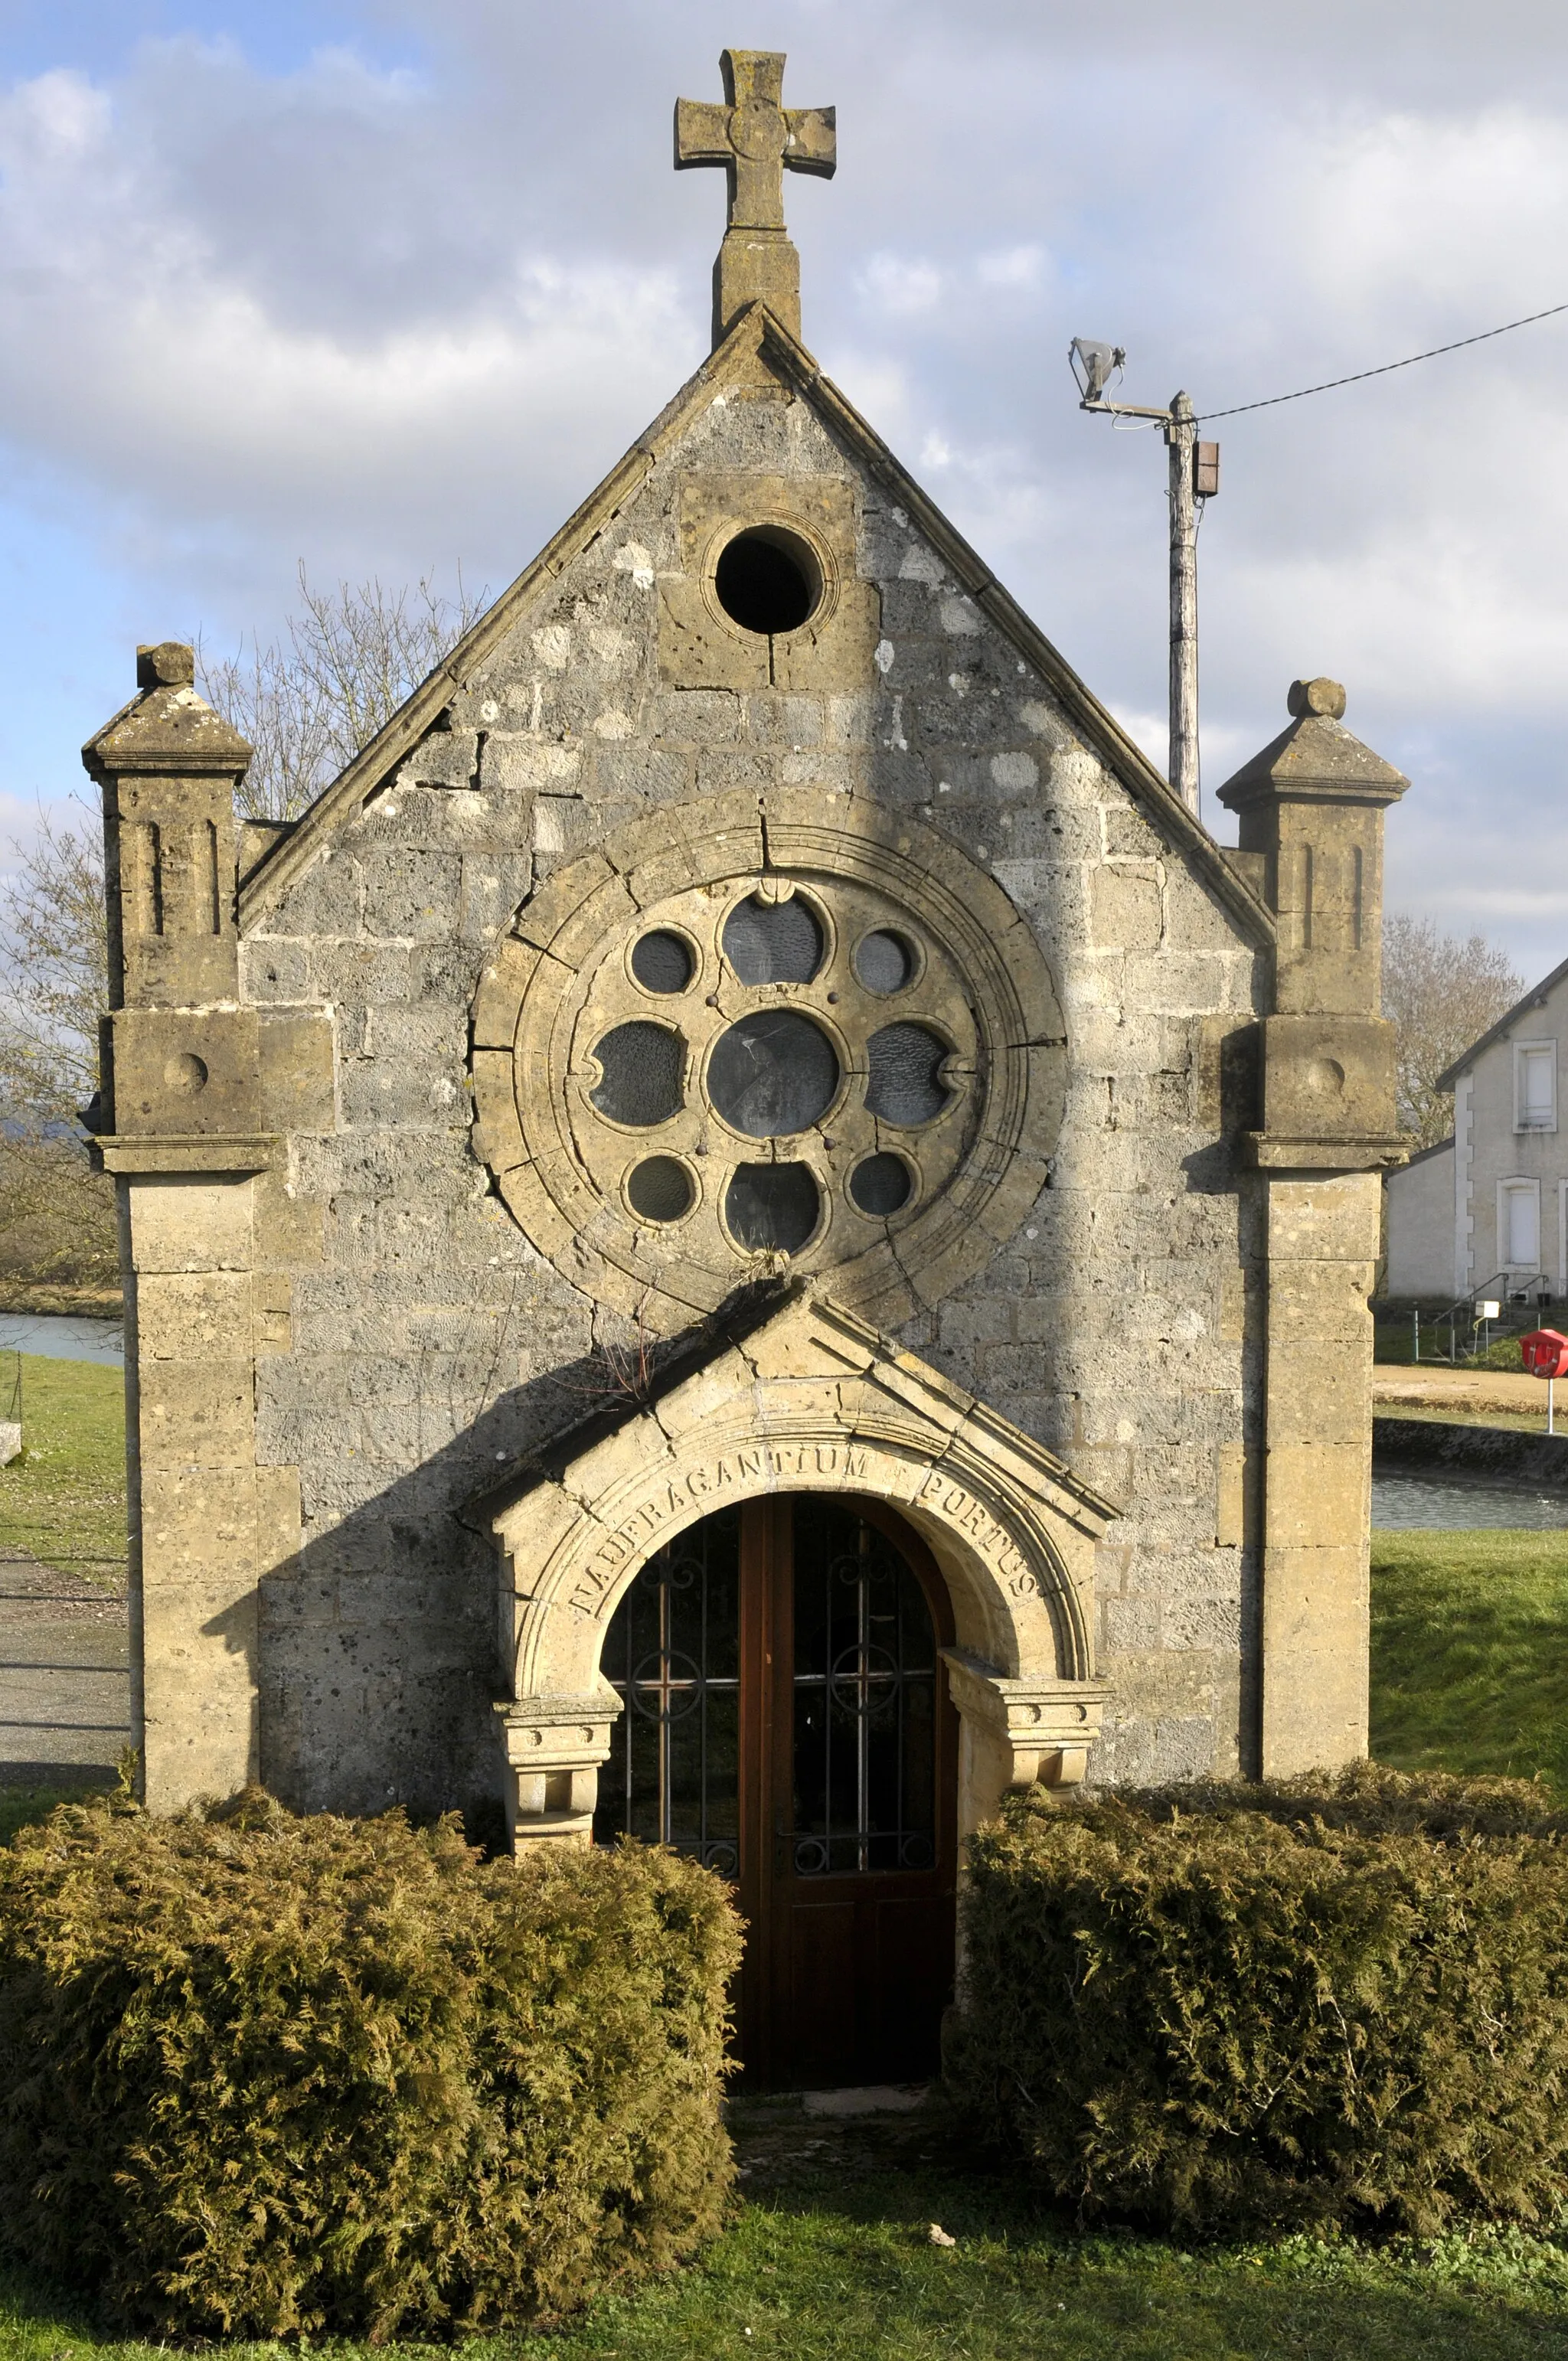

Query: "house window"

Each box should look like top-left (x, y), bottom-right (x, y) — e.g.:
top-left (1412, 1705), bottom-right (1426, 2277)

top-left (1498, 1177), bottom-right (1541, 1270)
top-left (1514, 1042), bottom-right (1557, 1132)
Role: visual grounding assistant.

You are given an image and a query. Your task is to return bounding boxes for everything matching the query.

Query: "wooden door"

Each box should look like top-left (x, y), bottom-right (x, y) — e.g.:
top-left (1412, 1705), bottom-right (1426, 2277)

top-left (593, 1495), bottom-right (958, 2091)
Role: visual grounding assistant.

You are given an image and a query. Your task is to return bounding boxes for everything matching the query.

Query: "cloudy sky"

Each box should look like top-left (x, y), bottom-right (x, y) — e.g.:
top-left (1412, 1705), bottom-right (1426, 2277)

top-left (4, 0), bottom-right (1568, 972)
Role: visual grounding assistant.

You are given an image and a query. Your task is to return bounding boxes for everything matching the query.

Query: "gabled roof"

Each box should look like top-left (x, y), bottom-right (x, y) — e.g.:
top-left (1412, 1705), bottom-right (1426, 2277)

top-left (1435, 952), bottom-right (1568, 1091)
top-left (239, 301), bottom-right (1273, 948)
top-left (1393, 1135), bottom-right (1455, 1171)
top-left (1215, 702), bottom-right (1409, 812)
top-left (84, 674), bottom-right (252, 780)
top-left (466, 1278), bottom-right (1122, 1549)
top-left (462, 1276), bottom-right (795, 1529)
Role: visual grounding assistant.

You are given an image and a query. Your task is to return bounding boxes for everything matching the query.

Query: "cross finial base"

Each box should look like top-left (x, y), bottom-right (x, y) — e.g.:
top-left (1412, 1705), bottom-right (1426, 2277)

top-left (713, 227), bottom-right (802, 346)
top-left (675, 48), bottom-right (836, 350)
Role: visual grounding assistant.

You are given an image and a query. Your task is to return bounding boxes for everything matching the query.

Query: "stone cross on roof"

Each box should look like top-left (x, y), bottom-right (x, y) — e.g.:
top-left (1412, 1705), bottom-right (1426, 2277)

top-left (675, 48), bottom-right (836, 349)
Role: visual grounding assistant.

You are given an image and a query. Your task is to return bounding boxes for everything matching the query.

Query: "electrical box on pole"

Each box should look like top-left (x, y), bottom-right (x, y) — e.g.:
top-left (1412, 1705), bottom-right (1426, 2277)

top-left (1068, 341), bottom-right (1218, 820)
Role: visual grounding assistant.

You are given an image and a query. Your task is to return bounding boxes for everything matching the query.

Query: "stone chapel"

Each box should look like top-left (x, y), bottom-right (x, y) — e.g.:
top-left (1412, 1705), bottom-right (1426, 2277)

top-left (83, 51), bottom-right (1408, 2085)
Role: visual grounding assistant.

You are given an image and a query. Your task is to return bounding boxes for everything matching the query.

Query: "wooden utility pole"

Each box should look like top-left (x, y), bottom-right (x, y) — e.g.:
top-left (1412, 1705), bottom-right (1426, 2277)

top-left (1070, 343), bottom-right (1216, 820)
top-left (1166, 391), bottom-right (1199, 814)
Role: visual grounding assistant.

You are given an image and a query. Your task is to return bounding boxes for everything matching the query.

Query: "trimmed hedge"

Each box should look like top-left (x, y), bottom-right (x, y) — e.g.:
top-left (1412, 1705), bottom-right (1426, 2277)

top-left (945, 1765), bottom-right (1568, 2237)
top-left (0, 1790), bottom-right (741, 2336)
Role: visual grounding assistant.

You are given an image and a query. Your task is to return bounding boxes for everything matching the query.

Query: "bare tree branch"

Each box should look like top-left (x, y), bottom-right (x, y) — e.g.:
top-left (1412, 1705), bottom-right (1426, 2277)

top-left (0, 568), bottom-right (486, 1288)
top-left (0, 798), bottom-right (107, 1124)
top-left (1383, 915), bottom-right (1524, 1151)
top-left (198, 565), bottom-right (488, 821)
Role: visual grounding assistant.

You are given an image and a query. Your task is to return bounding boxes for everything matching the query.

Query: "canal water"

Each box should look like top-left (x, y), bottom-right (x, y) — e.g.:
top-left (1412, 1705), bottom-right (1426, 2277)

top-left (0, 1314), bottom-right (122, 1367)
top-left (1373, 1467), bottom-right (1568, 1530)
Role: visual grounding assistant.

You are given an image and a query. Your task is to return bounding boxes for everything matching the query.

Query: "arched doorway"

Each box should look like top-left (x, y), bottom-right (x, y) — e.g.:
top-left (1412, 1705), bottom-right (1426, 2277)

top-left (592, 1494), bottom-right (958, 2090)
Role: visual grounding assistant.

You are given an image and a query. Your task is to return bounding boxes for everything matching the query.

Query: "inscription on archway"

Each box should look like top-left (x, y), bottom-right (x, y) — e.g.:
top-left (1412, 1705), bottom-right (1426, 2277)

top-left (564, 1442), bottom-right (1054, 1624)
top-left (568, 1440), bottom-right (874, 1612)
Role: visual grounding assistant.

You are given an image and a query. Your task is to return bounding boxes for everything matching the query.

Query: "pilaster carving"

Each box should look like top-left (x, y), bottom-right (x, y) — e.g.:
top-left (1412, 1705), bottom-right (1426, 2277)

top-left (942, 1651), bottom-right (1111, 1794)
top-left (1216, 680), bottom-right (1410, 1776)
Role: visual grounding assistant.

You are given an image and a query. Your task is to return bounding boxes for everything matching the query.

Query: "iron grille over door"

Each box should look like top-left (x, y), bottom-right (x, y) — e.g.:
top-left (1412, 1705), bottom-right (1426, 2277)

top-left (789, 1497), bottom-right (936, 1874)
top-left (593, 1507), bottom-right (740, 1878)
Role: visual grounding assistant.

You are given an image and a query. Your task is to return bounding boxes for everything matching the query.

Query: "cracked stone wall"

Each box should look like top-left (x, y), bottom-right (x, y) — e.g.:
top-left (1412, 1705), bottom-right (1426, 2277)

top-left (244, 380), bottom-right (1265, 1816)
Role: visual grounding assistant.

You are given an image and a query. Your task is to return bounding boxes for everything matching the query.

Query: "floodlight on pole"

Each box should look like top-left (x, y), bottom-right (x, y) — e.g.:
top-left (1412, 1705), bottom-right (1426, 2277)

top-left (1069, 338), bottom-right (1125, 407)
top-left (1068, 339), bottom-right (1220, 818)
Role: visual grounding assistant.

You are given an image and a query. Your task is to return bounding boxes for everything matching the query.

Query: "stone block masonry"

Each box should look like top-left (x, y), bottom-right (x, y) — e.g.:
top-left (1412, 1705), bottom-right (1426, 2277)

top-left (86, 296), bottom-right (1406, 1830)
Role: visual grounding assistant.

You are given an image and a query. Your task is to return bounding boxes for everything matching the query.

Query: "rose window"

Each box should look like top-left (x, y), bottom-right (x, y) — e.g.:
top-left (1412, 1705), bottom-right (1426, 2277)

top-left (567, 876), bottom-right (979, 1265)
top-left (471, 790), bottom-right (1067, 1331)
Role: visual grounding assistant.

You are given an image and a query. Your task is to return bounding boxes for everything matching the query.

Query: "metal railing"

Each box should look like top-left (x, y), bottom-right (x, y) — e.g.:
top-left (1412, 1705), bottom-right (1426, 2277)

top-left (1416, 1272), bottom-right (1554, 1364)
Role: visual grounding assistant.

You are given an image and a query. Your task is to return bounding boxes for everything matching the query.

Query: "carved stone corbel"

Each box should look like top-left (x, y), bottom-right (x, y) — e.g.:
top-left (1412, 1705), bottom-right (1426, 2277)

top-left (942, 1651), bottom-right (1110, 1820)
top-left (494, 1686), bottom-right (623, 1847)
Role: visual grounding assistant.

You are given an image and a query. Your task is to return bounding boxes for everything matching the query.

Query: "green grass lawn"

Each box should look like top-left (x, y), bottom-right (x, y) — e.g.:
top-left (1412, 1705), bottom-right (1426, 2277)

top-left (1371, 1529), bottom-right (1568, 1798)
top-left (0, 1352), bottom-right (126, 1579)
top-left (0, 2163), bottom-right (1562, 2360)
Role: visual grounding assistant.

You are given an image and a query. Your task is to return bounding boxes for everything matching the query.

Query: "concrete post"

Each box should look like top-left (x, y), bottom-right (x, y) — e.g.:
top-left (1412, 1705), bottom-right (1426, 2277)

top-left (1216, 679), bottom-right (1409, 1775)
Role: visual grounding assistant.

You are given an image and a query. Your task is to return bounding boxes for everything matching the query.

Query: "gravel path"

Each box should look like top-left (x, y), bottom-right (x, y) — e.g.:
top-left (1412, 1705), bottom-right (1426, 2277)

top-left (0, 1554), bottom-right (129, 1788)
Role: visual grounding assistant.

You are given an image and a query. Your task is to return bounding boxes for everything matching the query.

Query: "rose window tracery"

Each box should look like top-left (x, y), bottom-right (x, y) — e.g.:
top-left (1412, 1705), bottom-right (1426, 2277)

top-left (570, 877), bottom-right (978, 1264)
top-left (469, 789), bottom-right (1066, 1331)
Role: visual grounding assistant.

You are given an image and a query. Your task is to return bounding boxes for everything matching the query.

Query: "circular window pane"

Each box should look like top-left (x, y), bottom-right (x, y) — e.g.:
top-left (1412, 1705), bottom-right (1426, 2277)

top-left (590, 1022), bottom-right (684, 1126)
top-left (714, 528), bottom-right (818, 635)
top-left (849, 1151), bottom-right (913, 1216)
top-left (725, 1162), bottom-right (820, 1253)
top-left (630, 929), bottom-right (694, 994)
top-left (865, 1023), bottom-right (951, 1127)
top-left (627, 1155), bottom-right (695, 1223)
top-left (707, 1011), bottom-right (839, 1137)
top-left (854, 929), bottom-right (916, 995)
top-left (722, 892), bottom-right (824, 985)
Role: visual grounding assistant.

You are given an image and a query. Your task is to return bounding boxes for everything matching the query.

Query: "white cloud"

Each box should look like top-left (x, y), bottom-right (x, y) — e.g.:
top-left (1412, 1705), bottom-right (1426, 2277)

top-left (0, 57), bottom-right (694, 586)
top-left (3, 2), bottom-right (1568, 968)
top-left (1109, 707), bottom-right (1168, 768)
top-left (976, 243), bottom-right (1047, 289)
top-left (855, 253), bottom-right (944, 317)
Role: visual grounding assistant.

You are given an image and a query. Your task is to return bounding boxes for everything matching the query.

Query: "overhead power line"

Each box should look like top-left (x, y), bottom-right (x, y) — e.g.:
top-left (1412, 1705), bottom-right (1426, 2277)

top-left (1194, 300), bottom-right (1568, 421)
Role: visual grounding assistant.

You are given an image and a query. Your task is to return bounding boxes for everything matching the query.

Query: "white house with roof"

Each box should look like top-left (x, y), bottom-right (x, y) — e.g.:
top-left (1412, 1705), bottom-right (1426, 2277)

top-left (1384, 955), bottom-right (1568, 1303)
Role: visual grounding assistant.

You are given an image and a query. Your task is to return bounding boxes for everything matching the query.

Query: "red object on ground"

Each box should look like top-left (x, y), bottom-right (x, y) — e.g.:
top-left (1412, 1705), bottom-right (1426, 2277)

top-left (1519, 1328), bottom-right (1568, 1379)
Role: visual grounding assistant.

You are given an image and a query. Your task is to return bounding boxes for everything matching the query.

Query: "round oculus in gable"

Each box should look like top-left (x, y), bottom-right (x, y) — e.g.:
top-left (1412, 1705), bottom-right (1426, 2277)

top-left (724, 1161), bottom-right (821, 1255)
top-left (626, 1155), bottom-right (696, 1223)
top-left (722, 891), bottom-right (825, 985)
top-left (707, 1010), bottom-right (840, 1138)
top-left (589, 1021), bottom-right (685, 1127)
top-left (848, 1151), bottom-right (913, 1216)
top-left (853, 929), bottom-right (916, 995)
top-left (713, 525), bottom-right (820, 635)
top-left (630, 929), bottom-right (695, 994)
top-left (864, 1023), bottom-right (952, 1127)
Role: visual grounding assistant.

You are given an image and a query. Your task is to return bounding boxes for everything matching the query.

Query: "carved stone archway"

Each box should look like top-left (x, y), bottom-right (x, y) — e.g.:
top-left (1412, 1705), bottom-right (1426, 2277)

top-left (475, 1289), bottom-right (1117, 1850)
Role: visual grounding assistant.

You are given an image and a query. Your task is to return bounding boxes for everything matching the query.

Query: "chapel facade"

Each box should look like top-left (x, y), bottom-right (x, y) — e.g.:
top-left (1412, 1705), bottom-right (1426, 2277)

top-left (85, 51), bottom-right (1408, 2085)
